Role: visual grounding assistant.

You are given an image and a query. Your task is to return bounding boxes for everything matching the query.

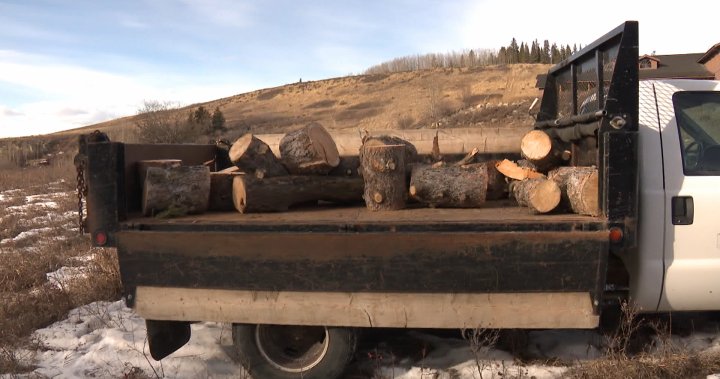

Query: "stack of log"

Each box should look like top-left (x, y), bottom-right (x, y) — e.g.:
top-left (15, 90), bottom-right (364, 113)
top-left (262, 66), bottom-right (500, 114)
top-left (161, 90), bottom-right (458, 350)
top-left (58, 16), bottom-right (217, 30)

top-left (495, 129), bottom-right (600, 216)
top-left (138, 122), bottom-right (599, 218)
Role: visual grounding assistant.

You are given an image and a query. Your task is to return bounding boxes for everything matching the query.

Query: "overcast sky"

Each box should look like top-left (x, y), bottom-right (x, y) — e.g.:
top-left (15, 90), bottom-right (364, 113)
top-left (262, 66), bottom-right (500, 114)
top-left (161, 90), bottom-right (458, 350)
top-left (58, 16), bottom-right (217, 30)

top-left (1, 0), bottom-right (717, 138)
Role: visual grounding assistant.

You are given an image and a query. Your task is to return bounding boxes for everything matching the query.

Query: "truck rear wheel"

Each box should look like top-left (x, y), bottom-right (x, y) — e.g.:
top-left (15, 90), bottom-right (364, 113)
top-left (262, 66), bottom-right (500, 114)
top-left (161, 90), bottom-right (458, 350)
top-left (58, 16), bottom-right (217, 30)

top-left (232, 324), bottom-right (357, 379)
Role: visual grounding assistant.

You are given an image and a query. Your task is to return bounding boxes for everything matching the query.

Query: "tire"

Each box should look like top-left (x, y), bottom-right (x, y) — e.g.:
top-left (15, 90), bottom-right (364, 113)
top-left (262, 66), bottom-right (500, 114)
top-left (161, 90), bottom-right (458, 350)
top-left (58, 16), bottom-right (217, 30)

top-left (232, 324), bottom-right (357, 379)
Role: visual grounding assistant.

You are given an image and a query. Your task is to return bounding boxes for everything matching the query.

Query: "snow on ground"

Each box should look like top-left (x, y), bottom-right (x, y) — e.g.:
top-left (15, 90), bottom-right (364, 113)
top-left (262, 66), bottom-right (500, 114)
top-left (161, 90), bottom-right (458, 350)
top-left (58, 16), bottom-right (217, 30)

top-left (8, 301), bottom-right (245, 379)
top-left (12, 300), bottom-right (719, 379)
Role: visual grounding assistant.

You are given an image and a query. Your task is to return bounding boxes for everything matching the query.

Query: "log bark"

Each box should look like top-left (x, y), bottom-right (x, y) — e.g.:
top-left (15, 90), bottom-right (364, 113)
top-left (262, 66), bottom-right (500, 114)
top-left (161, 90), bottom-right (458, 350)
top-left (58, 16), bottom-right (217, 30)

top-left (520, 130), bottom-right (569, 172)
top-left (229, 134), bottom-right (288, 178)
top-left (362, 135), bottom-right (418, 164)
top-left (143, 165), bottom-right (211, 217)
top-left (409, 163), bottom-right (487, 208)
top-left (510, 178), bottom-right (561, 214)
top-left (232, 175), bottom-right (363, 213)
top-left (484, 160), bottom-right (509, 200)
top-left (548, 166), bottom-right (600, 216)
top-left (327, 156), bottom-right (361, 177)
top-left (137, 159), bottom-right (182, 184)
top-left (280, 122), bottom-right (340, 175)
top-left (209, 172), bottom-right (243, 211)
top-left (360, 144), bottom-right (406, 211)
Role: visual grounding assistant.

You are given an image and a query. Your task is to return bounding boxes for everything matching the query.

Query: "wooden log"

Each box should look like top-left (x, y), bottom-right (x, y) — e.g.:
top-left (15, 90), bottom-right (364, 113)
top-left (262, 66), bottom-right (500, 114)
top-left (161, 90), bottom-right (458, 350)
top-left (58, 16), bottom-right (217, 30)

top-left (520, 130), bottom-right (569, 172)
top-left (455, 147), bottom-right (479, 166)
top-left (328, 156), bottom-right (361, 177)
top-left (409, 163), bottom-right (487, 208)
top-left (495, 159), bottom-right (544, 181)
top-left (431, 131), bottom-right (442, 162)
top-left (485, 160), bottom-right (509, 200)
top-left (360, 144), bottom-right (406, 211)
top-left (280, 122), bottom-right (340, 175)
top-left (363, 135), bottom-right (418, 164)
top-left (548, 166), bottom-right (600, 216)
top-left (137, 159), bottom-right (182, 184)
top-left (232, 175), bottom-right (363, 213)
top-left (209, 172), bottom-right (243, 211)
top-left (143, 165), bottom-right (211, 217)
top-left (229, 134), bottom-right (288, 178)
top-left (510, 178), bottom-right (561, 214)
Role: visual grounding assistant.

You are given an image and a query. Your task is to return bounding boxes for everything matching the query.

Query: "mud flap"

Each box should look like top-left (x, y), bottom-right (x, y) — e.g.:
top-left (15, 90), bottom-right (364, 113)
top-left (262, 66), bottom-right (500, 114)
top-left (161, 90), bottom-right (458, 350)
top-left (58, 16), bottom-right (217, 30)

top-left (146, 320), bottom-right (191, 360)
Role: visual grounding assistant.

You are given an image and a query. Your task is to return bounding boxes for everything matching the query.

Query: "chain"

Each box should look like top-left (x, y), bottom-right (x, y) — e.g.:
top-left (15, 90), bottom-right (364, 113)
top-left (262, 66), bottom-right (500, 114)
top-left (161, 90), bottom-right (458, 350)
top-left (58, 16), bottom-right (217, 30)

top-left (76, 159), bottom-right (87, 234)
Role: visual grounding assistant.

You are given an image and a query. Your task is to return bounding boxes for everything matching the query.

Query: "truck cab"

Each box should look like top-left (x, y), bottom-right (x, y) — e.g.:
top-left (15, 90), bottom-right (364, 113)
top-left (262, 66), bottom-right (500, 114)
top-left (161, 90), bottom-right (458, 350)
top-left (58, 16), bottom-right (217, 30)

top-left (632, 79), bottom-right (720, 311)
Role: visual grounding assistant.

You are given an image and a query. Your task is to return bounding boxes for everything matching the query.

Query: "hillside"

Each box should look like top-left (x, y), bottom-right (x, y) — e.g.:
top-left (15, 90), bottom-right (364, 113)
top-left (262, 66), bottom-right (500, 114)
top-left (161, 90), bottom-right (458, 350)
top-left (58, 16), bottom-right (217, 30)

top-left (63, 64), bottom-right (549, 141)
top-left (1, 64), bottom-right (549, 166)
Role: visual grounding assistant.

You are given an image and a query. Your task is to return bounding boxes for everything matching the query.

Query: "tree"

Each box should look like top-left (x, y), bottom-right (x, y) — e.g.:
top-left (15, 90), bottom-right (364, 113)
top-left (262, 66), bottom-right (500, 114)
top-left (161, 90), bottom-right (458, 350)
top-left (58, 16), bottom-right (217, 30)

top-left (211, 107), bottom-right (226, 132)
top-left (542, 40), bottom-right (551, 64)
top-left (134, 100), bottom-right (201, 144)
top-left (509, 38), bottom-right (519, 64)
top-left (551, 43), bottom-right (560, 64)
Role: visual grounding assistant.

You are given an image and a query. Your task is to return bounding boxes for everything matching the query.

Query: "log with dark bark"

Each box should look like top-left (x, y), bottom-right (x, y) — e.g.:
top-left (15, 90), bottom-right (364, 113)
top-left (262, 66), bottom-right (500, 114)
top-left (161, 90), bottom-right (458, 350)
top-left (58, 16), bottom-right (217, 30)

top-left (360, 143), bottom-right (406, 211)
top-left (362, 135), bottom-right (418, 164)
top-left (229, 134), bottom-right (288, 178)
top-left (328, 156), bottom-right (361, 177)
top-left (409, 163), bottom-right (487, 208)
top-left (548, 166), bottom-right (600, 216)
top-left (520, 130), bottom-right (569, 172)
top-left (510, 178), bottom-right (561, 214)
top-left (232, 175), bottom-right (363, 213)
top-left (280, 122), bottom-right (340, 175)
top-left (209, 172), bottom-right (243, 211)
top-left (143, 165), bottom-right (211, 217)
top-left (484, 160), bottom-right (509, 200)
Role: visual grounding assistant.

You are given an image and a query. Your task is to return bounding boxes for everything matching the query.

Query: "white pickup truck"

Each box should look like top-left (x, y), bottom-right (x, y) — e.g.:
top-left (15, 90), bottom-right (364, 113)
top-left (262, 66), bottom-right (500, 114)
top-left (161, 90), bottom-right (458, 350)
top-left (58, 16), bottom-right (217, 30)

top-left (632, 78), bottom-right (720, 312)
top-left (76, 21), bottom-right (720, 379)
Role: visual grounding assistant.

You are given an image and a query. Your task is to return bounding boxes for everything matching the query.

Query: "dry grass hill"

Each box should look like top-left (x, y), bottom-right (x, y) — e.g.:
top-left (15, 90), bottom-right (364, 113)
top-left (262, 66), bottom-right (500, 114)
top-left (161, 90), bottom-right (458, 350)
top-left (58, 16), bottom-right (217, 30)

top-left (63, 63), bottom-right (549, 142)
top-left (1, 64), bottom-right (549, 166)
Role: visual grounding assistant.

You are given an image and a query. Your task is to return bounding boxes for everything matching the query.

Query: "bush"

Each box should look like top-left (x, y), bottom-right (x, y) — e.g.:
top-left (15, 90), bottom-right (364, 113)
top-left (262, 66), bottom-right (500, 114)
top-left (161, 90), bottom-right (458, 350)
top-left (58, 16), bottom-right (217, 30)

top-left (134, 101), bottom-right (202, 144)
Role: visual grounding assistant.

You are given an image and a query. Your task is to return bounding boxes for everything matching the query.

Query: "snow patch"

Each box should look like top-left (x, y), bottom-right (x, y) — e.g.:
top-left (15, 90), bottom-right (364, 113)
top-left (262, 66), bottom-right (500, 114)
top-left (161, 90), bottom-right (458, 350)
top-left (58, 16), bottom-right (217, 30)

top-left (24, 301), bottom-right (246, 379)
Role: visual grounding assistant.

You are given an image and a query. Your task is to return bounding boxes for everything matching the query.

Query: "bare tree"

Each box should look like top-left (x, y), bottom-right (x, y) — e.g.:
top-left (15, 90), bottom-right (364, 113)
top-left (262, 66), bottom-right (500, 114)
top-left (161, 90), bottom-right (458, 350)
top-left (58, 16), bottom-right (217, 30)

top-left (134, 100), bottom-right (201, 144)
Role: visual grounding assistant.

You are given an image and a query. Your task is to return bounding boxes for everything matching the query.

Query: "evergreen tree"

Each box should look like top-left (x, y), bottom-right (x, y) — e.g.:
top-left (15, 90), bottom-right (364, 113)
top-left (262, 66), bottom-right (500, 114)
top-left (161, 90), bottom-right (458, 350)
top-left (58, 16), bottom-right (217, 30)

top-left (211, 107), bottom-right (226, 132)
top-left (509, 38), bottom-right (519, 64)
top-left (551, 43), bottom-right (560, 64)
top-left (498, 46), bottom-right (508, 64)
top-left (522, 43), bottom-right (530, 63)
top-left (542, 40), bottom-right (551, 63)
top-left (468, 49), bottom-right (476, 67)
top-left (519, 42), bottom-right (527, 63)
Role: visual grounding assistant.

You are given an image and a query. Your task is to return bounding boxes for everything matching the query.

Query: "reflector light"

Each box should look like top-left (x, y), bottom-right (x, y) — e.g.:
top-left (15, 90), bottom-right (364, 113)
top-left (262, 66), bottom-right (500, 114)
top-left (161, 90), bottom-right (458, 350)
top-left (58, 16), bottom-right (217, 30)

top-left (94, 232), bottom-right (107, 246)
top-left (609, 227), bottom-right (624, 243)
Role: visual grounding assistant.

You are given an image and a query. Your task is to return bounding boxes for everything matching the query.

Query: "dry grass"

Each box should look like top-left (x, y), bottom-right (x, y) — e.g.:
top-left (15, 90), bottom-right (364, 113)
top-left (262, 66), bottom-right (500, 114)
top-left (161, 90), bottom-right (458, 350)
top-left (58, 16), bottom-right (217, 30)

top-left (0, 159), bottom-right (122, 374)
top-left (566, 303), bottom-right (720, 379)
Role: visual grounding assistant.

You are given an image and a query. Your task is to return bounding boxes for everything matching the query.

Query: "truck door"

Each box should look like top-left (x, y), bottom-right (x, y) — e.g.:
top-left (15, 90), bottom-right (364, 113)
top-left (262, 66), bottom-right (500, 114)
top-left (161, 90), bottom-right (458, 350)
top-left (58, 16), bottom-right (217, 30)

top-left (656, 80), bottom-right (720, 311)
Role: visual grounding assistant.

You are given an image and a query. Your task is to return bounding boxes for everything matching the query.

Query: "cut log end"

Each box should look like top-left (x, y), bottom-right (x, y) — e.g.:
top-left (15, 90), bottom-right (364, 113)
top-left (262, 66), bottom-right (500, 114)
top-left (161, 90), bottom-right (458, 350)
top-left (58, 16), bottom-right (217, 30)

top-left (527, 180), bottom-right (561, 213)
top-left (520, 130), bottom-right (553, 160)
top-left (307, 123), bottom-right (341, 167)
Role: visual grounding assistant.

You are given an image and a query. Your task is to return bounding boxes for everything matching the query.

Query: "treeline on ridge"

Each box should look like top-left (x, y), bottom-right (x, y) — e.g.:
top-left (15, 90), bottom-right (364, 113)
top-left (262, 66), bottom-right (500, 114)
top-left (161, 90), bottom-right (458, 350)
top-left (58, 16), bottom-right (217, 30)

top-left (365, 39), bottom-right (580, 75)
